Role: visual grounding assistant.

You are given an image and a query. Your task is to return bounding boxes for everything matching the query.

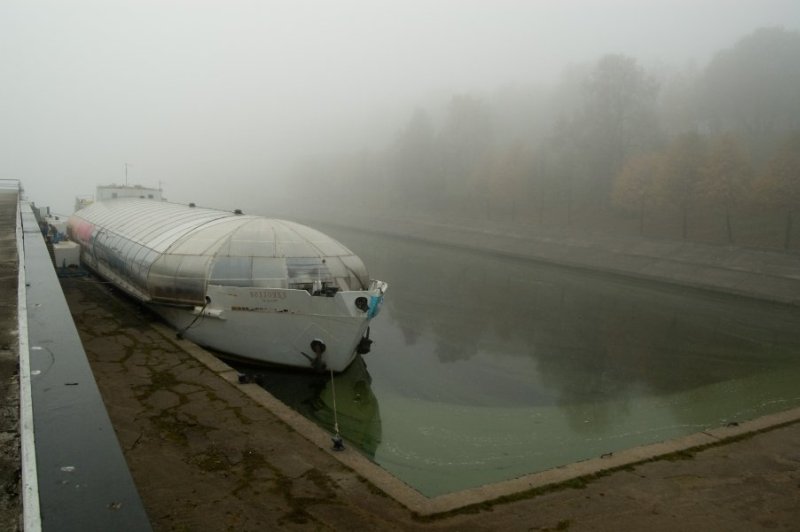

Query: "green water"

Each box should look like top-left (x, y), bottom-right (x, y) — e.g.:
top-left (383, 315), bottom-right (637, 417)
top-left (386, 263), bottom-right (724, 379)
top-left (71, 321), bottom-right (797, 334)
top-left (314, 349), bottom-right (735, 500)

top-left (247, 228), bottom-right (800, 497)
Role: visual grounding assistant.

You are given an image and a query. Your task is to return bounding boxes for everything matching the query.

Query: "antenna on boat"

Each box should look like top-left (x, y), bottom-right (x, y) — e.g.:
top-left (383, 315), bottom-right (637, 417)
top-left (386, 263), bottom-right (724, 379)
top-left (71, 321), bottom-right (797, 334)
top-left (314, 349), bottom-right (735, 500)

top-left (330, 368), bottom-right (345, 451)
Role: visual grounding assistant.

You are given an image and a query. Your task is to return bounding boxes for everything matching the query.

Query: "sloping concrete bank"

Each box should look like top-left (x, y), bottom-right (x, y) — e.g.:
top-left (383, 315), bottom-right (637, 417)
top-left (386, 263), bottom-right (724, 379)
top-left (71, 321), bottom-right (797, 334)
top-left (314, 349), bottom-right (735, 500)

top-left (290, 210), bottom-right (800, 307)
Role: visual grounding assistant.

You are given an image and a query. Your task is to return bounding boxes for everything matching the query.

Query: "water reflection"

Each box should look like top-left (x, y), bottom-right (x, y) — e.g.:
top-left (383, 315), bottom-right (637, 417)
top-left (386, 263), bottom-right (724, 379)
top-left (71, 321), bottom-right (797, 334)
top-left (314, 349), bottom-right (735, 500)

top-left (246, 225), bottom-right (800, 496)
top-left (233, 356), bottom-right (382, 458)
top-left (362, 232), bottom-right (800, 404)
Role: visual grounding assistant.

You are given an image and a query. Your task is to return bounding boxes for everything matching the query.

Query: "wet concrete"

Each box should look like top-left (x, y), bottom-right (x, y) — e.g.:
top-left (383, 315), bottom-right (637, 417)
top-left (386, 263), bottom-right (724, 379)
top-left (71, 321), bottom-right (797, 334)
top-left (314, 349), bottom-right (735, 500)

top-left (61, 273), bottom-right (800, 531)
top-left (0, 189), bottom-right (20, 531)
top-left (62, 275), bottom-right (414, 530)
top-left (22, 202), bottom-right (150, 531)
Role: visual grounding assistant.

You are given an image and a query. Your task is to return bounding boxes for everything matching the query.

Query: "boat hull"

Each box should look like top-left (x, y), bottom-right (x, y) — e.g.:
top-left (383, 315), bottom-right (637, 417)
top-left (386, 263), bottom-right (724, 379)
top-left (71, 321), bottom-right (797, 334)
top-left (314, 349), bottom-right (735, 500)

top-left (66, 193), bottom-right (388, 372)
top-left (153, 283), bottom-right (385, 372)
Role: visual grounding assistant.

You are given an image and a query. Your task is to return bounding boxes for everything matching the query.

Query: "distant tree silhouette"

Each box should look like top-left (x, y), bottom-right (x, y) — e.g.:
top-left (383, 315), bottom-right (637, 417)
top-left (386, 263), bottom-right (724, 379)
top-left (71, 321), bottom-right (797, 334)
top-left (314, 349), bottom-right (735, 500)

top-left (698, 134), bottom-right (753, 244)
top-left (755, 131), bottom-right (800, 250)
top-left (658, 132), bottom-right (708, 240)
top-left (581, 54), bottom-right (660, 198)
top-left (391, 108), bottom-right (439, 211)
top-left (702, 27), bottom-right (800, 163)
top-left (612, 152), bottom-right (664, 236)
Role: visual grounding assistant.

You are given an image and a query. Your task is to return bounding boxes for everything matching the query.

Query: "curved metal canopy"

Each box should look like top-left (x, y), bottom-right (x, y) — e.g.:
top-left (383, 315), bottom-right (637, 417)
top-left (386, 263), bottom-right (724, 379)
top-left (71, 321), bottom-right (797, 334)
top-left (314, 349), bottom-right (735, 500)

top-left (69, 199), bottom-right (370, 304)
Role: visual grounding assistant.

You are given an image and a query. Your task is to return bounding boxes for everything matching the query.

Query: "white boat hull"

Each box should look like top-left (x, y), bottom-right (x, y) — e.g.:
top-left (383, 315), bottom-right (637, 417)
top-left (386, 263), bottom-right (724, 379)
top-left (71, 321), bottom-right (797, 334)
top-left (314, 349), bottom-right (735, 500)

top-left (153, 283), bottom-right (386, 372)
top-left (67, 192), bottom-right (388, 372)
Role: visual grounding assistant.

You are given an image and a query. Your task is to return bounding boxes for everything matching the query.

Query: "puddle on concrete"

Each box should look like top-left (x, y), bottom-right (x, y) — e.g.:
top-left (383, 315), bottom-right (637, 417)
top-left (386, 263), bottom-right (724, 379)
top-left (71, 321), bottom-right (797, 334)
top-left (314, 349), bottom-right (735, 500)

top-left (236, 228), bottom-right (800, 497)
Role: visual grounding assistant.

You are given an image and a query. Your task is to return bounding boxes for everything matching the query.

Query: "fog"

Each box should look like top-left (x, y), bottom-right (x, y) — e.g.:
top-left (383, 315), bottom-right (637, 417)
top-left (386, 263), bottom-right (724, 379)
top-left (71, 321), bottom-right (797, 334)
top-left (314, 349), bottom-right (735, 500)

top-left (2, 1), bottom-right (798, 219)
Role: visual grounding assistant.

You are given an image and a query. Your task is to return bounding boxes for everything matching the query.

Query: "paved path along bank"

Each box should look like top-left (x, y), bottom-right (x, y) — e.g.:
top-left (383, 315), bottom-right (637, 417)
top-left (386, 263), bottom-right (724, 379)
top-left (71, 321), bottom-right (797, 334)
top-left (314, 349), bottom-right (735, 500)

top-left (62, 274), bottom-right (800, 531)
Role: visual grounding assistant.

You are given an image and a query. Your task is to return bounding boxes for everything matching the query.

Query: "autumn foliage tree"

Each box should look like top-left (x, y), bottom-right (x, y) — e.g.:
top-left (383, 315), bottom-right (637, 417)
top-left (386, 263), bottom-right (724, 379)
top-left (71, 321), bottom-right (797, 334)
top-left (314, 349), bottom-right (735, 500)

top-left (657, 132), bottom-right (708, 240)
top-left (581, 54), bottom-right (660, 197)
top-left (612, 152), bottom-right (664, 235)
top-left (698, 134), bottom-right (753, 244)
top-left (391, 108), bottom-right (439, 210)
top-left (546, 117), bottom-right (582, 228)
top-left (439, 95), bottom-right (494, 212)
top-left (487, 142), bottom-right (535, 222)
top-left (755, 131), bottom-right (800, 250)
top-left (284, 28), bottom-right (798, 250)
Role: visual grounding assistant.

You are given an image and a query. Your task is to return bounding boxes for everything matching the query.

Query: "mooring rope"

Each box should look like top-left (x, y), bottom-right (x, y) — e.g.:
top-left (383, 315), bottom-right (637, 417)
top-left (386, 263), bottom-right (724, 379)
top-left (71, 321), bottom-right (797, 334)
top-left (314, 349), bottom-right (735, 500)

top-left (176, 298), bottom-right (209, 339)
top-left (329, 368), bottom-right (344, 450)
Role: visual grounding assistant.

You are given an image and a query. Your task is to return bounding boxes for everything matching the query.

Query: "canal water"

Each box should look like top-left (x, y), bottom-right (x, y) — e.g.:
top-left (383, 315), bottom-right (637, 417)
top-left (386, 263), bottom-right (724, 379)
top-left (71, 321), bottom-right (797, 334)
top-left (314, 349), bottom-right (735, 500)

top-left (239, 227), bottom-right (800, 497)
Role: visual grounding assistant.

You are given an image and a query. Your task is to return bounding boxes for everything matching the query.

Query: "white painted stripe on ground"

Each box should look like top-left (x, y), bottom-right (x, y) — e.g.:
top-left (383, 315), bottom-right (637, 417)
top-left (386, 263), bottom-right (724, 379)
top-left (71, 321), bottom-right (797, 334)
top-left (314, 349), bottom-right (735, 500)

top-left (17, 200), bottom-right (42, 531)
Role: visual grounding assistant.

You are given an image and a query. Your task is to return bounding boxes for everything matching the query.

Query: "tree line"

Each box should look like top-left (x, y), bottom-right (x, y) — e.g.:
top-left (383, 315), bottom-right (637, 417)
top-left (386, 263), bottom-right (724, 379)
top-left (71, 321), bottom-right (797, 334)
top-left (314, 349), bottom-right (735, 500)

top-left (288, 27), bottom-right (800, 251)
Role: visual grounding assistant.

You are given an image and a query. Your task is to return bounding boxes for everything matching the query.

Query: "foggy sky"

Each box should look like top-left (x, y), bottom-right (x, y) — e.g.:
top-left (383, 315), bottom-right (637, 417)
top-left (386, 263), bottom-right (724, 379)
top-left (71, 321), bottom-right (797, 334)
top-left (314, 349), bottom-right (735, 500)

top-left (2, 0), bottom-right (798, 215)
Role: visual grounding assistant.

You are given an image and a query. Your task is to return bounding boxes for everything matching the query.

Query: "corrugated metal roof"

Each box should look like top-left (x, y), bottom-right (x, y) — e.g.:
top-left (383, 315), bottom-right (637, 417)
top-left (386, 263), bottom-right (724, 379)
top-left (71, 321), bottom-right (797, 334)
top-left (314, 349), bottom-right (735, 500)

top-left (75, 199), bottom-right (235, 252)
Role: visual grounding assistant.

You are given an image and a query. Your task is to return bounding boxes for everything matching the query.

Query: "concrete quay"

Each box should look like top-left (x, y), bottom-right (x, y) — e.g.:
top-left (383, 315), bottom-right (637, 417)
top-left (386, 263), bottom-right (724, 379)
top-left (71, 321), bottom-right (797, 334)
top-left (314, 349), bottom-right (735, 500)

top-left (61, 273), bottom-right (800, 531)
top-left (3, 190), bottom-right (800, 530)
